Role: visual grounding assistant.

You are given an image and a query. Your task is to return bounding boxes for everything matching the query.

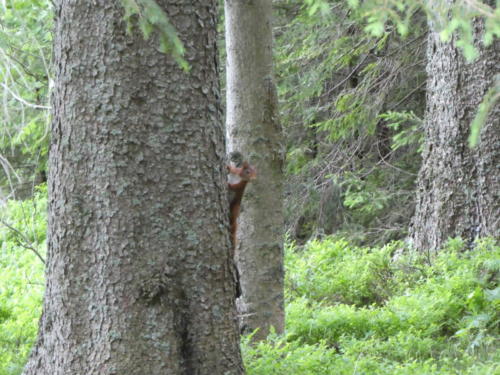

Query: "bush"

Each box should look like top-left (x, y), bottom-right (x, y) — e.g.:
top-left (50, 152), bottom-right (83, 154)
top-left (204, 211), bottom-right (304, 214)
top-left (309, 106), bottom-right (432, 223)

top-left (286, 238), bottom-right (397, 306)
top-left (0, 187), bottom-right (46, 375)
top-left (244, 237), bottom-right (500, 375)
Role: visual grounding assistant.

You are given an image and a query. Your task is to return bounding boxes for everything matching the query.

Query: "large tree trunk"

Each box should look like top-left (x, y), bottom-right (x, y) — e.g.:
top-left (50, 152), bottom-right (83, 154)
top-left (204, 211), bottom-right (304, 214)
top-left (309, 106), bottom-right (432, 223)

top-left (410, 2), bottom-right (499, 251)
top-left (225, 0), bottom-right (285, 339)
top-left (23, 1), bottom-right (244, 374)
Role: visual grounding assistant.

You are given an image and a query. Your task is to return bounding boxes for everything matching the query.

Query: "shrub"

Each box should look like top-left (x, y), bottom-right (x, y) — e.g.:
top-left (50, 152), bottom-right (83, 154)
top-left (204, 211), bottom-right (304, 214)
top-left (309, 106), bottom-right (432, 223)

top-left (286, 238), bottom-right (397, 306)
top-left (0, 187), bottom-right (46, 375)
top-left (246, 236), bottom-right (500, 375)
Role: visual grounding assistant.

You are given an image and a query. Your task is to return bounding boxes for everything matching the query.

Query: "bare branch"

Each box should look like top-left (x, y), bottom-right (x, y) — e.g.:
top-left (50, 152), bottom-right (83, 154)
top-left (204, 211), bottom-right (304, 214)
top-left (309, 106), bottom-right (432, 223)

top-left (0, 219), bottom-right (45, 264)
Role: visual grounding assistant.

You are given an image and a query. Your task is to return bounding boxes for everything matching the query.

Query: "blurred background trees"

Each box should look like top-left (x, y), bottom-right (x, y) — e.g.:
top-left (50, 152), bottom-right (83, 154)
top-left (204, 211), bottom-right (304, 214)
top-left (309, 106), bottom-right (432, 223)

top-left (275, 0), bottom-right (427, 244)
top-left (0, 0), bottom-right (51, 201)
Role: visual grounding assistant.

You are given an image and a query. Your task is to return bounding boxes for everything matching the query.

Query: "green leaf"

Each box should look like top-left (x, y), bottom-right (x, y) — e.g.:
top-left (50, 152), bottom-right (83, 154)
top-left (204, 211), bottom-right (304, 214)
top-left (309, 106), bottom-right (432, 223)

top-left (119, 0), bottom-right (189, 71)
top-left (469, 86), bottom-right (499, 148)
top-left (347, 0), bottom-right (359, 8)
top-left (396, 22), bottom-right (408, 36)
top-left (365, 20), bottom-right (385, 37)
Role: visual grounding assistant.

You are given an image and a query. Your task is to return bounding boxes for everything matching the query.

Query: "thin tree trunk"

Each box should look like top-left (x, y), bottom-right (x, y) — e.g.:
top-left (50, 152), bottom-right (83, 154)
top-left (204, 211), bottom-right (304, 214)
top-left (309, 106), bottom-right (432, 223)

top-left (410, 1), bottom-right (499, 251)
top-left (23, 1), bottom-right (244, 374)
top-left (225, 0), bottom-right (285, 339)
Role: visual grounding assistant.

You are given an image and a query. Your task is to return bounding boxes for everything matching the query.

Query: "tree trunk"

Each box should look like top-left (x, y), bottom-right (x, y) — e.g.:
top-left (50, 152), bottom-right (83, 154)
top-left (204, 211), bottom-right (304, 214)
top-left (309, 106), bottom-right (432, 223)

top-left (410, 2), bottom-right (499, 251)
top-left (225, 0), bottom-right (285, 339)
top-left (23, 1), bottom-right (244, 374)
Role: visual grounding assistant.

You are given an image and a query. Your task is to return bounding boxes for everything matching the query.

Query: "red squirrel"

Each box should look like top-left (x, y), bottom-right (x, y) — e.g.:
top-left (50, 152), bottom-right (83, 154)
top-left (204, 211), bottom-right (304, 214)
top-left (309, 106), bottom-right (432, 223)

top-left (227, 161), bottom-right (257, 249)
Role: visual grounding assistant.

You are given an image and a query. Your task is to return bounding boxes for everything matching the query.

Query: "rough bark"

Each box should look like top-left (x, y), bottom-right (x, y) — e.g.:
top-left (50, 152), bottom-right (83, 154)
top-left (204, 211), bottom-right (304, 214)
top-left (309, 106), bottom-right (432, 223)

top-left (410, 1), bottom-right (499, 251)
top-left (225, 0), bottom-right (285, 339)
top-left (23, 1), bottom-right (244, 374)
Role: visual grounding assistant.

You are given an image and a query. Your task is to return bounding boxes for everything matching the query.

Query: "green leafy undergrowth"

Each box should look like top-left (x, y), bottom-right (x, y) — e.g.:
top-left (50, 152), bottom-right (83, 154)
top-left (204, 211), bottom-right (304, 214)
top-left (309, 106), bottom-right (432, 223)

top-left (0, 193), bottom-right (498, 375)
top-left (286, 238), bottom-right (398, 306)
top-left (0, 187), bottom-right (46, 375)
top-left (243, 237), bottom-right (499, 375)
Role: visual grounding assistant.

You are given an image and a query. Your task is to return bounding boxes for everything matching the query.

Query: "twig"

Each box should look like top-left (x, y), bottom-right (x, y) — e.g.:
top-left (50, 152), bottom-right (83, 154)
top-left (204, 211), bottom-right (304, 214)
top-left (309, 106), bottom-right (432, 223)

top-left (0, 82), bottom-right (50, 109)
top-left (0, 219), bottom-right (45, 264)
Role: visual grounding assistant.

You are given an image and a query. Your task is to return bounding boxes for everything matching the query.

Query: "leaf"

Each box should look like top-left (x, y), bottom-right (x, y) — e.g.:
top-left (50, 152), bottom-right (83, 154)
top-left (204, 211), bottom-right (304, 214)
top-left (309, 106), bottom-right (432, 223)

top-left (396, 22), bottom-right (408, 36)
top-left (119, 0), bottom-right (189, 71)
top-left (469, 86), bottom-right (499, 148)
top-left (461, 43), bottom-right (479, 61)
top-left (347, 0), bottom-right (359, 9)
top-left (365, 20), bottom-right (385, 37)
top-left (138, 18), bottom-right (153, 39)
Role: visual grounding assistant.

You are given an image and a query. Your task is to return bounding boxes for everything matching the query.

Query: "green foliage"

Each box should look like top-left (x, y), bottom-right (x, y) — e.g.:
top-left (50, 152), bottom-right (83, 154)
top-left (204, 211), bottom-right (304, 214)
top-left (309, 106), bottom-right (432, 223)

top-left (350, 0), bottom-right (420, 38)
top-left (242, 336), bottom-right (339, 374)
top-left (379, 111), bottom-right (423, 151)
top-left (469, 82), bottom-right (500, 148)
top-left (0, 187), bottom-right (46, 375)
top-left (342, 172), bottom-right (392, 218)
top-left (302, 0), bottom-right (330, 16)
top-left (276, 0), bottom-right (426, 244)
top-left (438, 1), bottom-right (500, 58)
top-left (280, 0), bottom-right (497, 245)
top-left (1, 194), bottom-right (498, 375)
top-left (344, 0), bottom-right (500, 152)
top-left (0, 0), bottom-right (51, 196)
top-left (344, 0), bottom-right (500, 60)
top-left (286, 238), bottom-right (397, 305)
top-left (120, 0), bottom-right (189, 71)
top-left (243, 237), bottom-right (500, 375)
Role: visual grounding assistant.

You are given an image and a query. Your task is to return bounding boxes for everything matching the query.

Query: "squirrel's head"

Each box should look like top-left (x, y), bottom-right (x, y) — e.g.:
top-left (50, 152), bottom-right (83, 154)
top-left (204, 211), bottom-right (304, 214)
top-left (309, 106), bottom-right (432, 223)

top-left (240, 162), bottom-right (257, 182)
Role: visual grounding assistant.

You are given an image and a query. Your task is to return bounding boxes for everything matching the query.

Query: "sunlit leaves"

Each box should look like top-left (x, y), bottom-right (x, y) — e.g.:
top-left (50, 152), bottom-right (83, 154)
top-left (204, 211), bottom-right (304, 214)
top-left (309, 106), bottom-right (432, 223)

top-left (378, 111), bottom-right (423, 151)
top-left (302, 0), bottom-right (330, 16)
top-left (346, 0), bottom-right (499, 61)
top-left (0, 188), bottom-right (46, 374)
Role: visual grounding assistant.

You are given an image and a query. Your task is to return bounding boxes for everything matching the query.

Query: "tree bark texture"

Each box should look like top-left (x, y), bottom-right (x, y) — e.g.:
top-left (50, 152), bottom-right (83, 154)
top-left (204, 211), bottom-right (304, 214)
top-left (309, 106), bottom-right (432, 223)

top-left (225, 0), bottom-right (285, 339)
top-left (23, 1), bottom-right (244, 374)
top-left (410, 1), bottom-right (499, 251)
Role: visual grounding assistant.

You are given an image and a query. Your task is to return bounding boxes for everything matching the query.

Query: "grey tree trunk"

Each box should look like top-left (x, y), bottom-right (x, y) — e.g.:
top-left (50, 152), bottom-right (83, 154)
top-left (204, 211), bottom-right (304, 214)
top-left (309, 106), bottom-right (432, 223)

top-left (410, 2), bottom-right (499, 251)
top-left (225, 0), bottom-right (285, 339)
top-left (22, 1), bottom-right (244, 374)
